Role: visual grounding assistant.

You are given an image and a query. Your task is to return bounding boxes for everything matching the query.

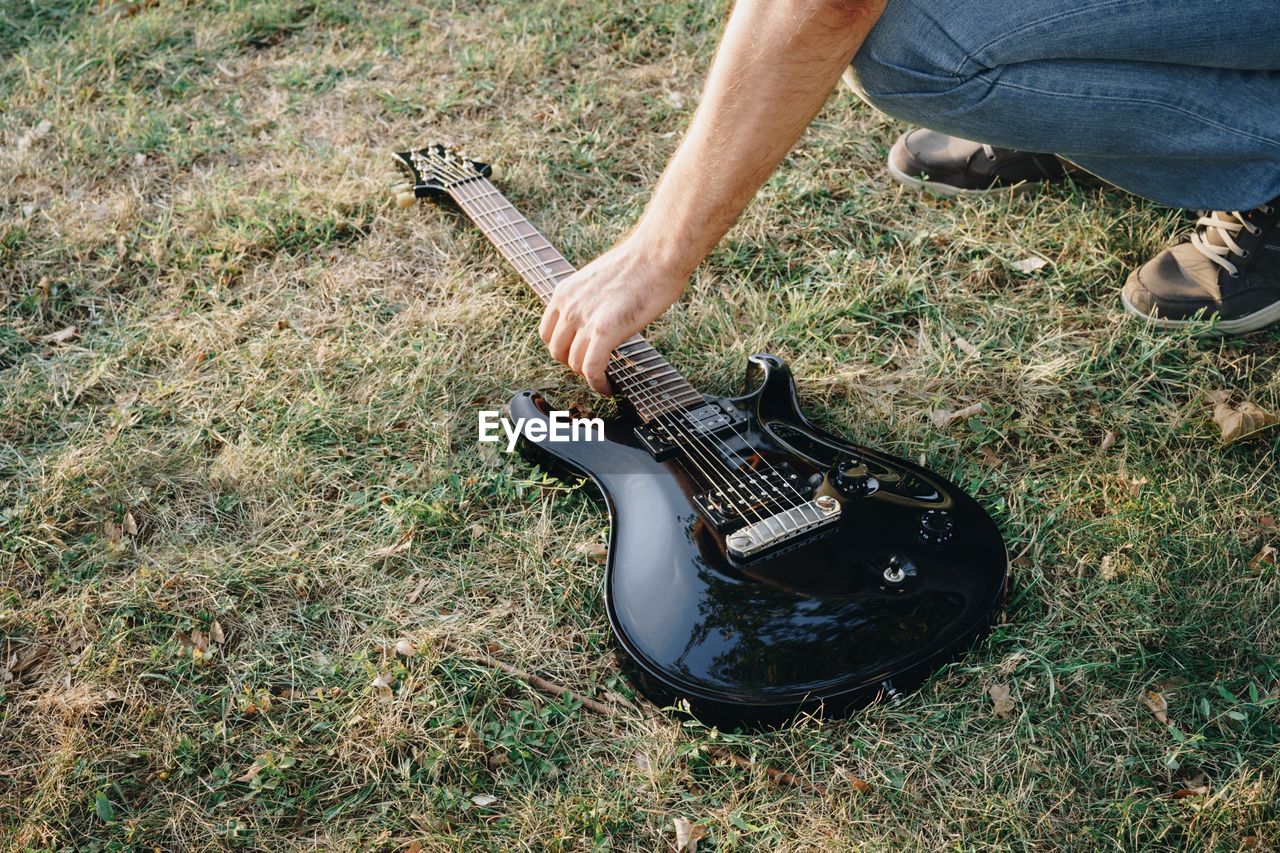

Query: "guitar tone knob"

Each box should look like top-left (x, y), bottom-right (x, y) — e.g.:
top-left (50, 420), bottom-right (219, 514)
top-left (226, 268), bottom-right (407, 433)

top-left (830, 460), bottom-right (876, 498)
top-left (919, 509), bottom-right (954, 546)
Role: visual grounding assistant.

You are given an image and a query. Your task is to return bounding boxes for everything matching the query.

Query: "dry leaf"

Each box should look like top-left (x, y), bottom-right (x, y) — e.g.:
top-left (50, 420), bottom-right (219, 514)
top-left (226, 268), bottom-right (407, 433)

top-left (1122, 475), bottom-right (1149, 497)
top-left (1099, 554), bottom-right (1118, 581)
top-left (1247, 544), bottom-right (1277, 572)
top-left (1259, 514), bottom-right (1277, 531)
top-left (404, 578), bottom-right (431, 605)
top-left (930, 401), bottom-right (983, 428)
top-left (470, 793), bottom-right (498, 807)
top-left (371, 672), bottom-right (394, 698)
top-left (275, 318), bottom-right (291, 330)
top-left (1141, 690), bottom-right (1169, 725)
top-left (834, 766), bottom-right (873, 794)
top-left (210, 620), bottom-right (225, 644)
top-left (394, 638), bottom-right (416, 657)
top-left (16, 119), bottom-right (53, 151)
top-left (1011, 256), bottom-right (1048, 274)
top-left (1170, 784), bottom-right (1210, 799)
top-left (989, 683), bottom-right (1015, 717)
top-left (237, 762), bottom-right (263, 783)
top-left (633, 751), bottom-right (652, 773)
top-left (1211, 394), bottom-right (1278, 445)
top-left (953, 335), bottom-right (981, 359)
top-left (40, 326), bottom-right (77, 345)
top-left (1099, 430), bottom-right (1117, 452)
top-left (1169, 772), bottom-right (1210, 798)
top-left (574, 541), bottom-right (608, 562)
top-left (189, 629), bottom-right (209, 652)
top-left (370, 534), bottom-right (413, 559)
top-left (977, 446), bottom-right (1002, 468)
top-left (2, 644), bottom-right (50, 682)
top-left (103, 519), bottom-right (122, 546)
top-left (122, 511), bottom-right (138, 537)
top-left (673, 818), bottom-right (707, 853)
top-left (113, 391), bottom-right (139, 415)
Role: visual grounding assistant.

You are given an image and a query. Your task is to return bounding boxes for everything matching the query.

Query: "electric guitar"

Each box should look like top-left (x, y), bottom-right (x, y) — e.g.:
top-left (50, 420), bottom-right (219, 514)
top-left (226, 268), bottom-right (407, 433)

top-left (394, 144), bottom-right (1008, 727)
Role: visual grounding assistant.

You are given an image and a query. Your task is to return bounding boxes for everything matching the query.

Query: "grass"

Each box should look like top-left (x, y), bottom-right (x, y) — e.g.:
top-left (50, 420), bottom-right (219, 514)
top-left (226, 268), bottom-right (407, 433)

top-left (2, 0), bottom-right (1280, 848)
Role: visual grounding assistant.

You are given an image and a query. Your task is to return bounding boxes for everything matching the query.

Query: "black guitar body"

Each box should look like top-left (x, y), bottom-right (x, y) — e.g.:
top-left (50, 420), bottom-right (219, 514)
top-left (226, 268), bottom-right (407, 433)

top-left (513, 354), bottom-right (1008, 729)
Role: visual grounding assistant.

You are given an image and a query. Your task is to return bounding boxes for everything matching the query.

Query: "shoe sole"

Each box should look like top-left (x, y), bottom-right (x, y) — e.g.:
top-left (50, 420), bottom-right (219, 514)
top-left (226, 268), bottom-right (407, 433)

top-left (1120, 287), bottom-right (1280, 335)
top-left (887, 136), bottom-right (1038, 198)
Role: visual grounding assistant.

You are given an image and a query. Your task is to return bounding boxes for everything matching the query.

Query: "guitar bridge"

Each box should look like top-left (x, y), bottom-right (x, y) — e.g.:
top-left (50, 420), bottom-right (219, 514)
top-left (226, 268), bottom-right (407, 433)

top-left (724, 497), bottom-right (842, 562)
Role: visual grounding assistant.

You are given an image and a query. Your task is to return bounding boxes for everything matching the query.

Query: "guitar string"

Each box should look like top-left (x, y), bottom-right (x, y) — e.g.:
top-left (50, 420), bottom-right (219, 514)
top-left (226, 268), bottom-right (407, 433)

top-left (431, 156), bottom-right (813, 517)
top-left (432, 162), bottom-right (788, 521)
top-left (430, 153), bottom-right (808, 517)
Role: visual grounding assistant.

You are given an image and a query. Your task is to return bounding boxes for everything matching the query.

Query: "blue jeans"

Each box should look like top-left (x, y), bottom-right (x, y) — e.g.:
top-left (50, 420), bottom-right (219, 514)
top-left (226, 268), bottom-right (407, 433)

top-left (850, 0), bottom-right (1280, 209)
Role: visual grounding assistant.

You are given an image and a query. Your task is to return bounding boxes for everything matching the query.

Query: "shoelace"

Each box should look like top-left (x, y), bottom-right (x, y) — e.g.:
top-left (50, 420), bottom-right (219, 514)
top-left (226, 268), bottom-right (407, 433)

top-left (1190, 204), bottom-right (1276, 277)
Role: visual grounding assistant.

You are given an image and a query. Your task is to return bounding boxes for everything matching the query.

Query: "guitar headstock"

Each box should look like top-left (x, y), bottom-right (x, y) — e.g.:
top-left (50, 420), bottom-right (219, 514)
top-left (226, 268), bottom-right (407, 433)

top-left (392, 143), bottom-right (492, 208)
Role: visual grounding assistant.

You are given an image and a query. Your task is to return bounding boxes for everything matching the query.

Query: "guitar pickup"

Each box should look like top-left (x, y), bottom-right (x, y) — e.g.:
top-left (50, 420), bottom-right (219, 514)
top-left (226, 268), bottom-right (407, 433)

top-left (692, 463), bottom-right (809, 531)
top-left (634, 402), bottom-right (744, 461)
top-left (724, 497), bottom-right (842, 562)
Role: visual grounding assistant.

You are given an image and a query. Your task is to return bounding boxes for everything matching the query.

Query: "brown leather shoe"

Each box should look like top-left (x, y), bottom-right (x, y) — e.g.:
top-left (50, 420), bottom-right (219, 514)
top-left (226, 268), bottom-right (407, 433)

top-left (1122, 200), bottom-right (1280, 334)
top-left (888, 128), bottom-right (1069, 196)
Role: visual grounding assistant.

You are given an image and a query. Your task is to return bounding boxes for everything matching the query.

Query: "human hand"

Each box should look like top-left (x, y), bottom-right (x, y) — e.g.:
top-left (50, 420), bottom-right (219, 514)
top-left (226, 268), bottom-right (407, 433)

top-left (538, 237), bottom-right (688, 396)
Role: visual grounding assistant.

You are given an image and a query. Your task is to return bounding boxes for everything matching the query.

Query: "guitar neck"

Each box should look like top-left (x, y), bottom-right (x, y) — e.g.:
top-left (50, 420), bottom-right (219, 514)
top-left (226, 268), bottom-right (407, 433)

top-left (447, 176), bottom-right (704, 420)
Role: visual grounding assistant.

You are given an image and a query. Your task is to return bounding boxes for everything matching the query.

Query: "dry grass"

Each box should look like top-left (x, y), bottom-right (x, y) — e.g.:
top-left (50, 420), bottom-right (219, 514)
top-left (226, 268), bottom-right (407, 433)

top-left (2, 1), bottom-right (1280, 849)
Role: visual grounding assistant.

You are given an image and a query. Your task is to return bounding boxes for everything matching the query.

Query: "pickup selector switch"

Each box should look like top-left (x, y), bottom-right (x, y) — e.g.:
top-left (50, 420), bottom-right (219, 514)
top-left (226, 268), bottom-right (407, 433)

top-left (831, 459), bottom-right (877, 498)
top-left (919, 509), bottom-right (954, 546)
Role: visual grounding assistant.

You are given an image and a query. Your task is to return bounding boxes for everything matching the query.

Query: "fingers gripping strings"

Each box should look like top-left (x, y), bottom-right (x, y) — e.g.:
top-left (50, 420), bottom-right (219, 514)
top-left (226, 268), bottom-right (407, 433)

top-left (433, 161), bottom-right (777, 522)
top-left (427, 156), bottom-right (811, 517)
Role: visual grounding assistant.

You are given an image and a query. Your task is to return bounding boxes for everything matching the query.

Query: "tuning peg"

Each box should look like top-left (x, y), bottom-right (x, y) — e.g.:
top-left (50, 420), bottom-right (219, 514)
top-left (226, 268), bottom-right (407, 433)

top-left (395, 190), bottom-right (418, 209)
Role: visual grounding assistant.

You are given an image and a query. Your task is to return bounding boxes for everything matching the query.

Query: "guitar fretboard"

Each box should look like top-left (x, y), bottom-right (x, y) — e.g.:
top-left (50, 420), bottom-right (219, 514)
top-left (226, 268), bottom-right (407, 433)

top-left (447, 176), bottom-right (703, 420)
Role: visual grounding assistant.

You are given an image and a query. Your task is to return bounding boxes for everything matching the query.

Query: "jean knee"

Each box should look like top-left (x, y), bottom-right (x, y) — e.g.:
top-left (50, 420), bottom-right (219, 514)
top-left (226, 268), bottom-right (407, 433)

top-left (851, 0), bottom-right (989, 121)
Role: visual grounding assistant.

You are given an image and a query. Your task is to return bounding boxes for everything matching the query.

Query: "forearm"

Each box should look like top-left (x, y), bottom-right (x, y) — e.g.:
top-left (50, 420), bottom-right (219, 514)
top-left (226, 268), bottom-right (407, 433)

top-left (634, 0), bottom-right (885, 275)
top-left (539, 0), bottom-right (886, 394)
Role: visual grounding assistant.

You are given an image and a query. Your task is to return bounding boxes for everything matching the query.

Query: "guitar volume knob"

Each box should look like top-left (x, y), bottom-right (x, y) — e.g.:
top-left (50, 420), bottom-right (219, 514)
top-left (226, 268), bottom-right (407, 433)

top-left (919, 509), bottom-right (954, 546)
top-left (830, 459), bottom-right (877, 498)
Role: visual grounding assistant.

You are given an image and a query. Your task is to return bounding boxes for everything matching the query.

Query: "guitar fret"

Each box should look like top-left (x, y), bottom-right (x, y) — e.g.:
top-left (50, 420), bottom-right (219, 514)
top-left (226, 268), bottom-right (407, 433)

top-left (631, 374), bottom-right (689, 392)
top-left (480, 220), bottom-right (543, 252)
top-left (614, 360), bottom-right (691, 387)
top-left (502, 241), bottom-right (561, 266)
top-left (610, 353), bottom-right (665, 373)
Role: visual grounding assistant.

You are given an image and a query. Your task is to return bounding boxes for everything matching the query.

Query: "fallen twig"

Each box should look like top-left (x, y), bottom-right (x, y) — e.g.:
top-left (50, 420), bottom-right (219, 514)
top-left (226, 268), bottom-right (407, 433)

top-left (448, 639), bottom-right (617, 717)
